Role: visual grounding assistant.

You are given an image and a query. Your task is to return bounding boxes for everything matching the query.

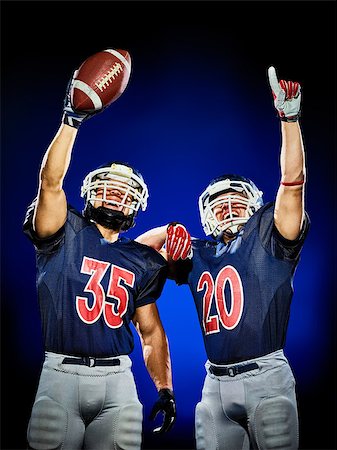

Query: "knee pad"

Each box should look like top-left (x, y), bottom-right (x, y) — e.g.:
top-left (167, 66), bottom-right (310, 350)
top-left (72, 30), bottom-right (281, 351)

top-left (253, 396), bottom-right (298, 450)
top-left (195, 401), bottom-right (218, 450)
top-left (27, 396), bottom-right (67, 450)
top-left (115, 402), bottom-right (143, 450)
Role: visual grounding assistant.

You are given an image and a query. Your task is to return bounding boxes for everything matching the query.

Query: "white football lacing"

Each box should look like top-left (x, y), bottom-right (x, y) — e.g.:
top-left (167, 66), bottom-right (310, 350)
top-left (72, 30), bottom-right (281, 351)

top-left (95, 62), bottom-right (123, 91)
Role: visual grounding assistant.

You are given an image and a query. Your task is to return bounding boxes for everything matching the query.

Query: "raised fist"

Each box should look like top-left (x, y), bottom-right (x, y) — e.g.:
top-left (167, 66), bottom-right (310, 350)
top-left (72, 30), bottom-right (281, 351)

top-left (268, 66), bottom-right (301, 122)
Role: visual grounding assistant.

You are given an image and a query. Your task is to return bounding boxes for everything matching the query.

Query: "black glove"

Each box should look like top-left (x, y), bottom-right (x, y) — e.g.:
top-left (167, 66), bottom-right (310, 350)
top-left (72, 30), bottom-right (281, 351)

top-left (149, 388), bottom-right (176, 433)
top-left (62, 70), bottom-right (101, 129)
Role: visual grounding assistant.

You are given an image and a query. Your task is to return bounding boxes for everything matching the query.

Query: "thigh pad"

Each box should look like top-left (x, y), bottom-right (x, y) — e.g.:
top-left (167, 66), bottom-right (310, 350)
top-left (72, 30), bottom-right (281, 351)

top-left (115, 402), bottom-right (143, 450)
top-left (195, 401), bottom-right (218, 450)
top-left (254, 395), bottom-right (298, 450)
top-left (27, 396), bottom-right (67, 450)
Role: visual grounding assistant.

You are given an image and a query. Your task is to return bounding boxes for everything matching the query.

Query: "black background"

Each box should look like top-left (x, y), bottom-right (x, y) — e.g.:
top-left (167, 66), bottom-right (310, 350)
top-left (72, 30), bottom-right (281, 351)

top-left (1, 1), bottom-right (336, 449)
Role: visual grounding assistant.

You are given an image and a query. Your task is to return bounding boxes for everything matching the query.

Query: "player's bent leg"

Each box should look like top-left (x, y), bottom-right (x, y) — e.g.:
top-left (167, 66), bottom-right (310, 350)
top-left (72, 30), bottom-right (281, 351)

top-left (195, 401), bottom-right (249, 450)
top-left (27, 396), bottom-right (84, 450)
top-left (84, 401), bottom-right (143, 450)
top-left (250, 395), bottom-right (299, 450)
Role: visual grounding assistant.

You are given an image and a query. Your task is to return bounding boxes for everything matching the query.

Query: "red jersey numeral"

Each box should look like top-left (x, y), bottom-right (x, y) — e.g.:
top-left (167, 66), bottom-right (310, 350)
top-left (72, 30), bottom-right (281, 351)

top-left (76, 257), bottom-right (135, 328)
top-left (197, 272), bottom-right (219, 334)
top-left (105, 265), bottom-right (135, 328)
top-left (197, 265), bottom-right (244, 335)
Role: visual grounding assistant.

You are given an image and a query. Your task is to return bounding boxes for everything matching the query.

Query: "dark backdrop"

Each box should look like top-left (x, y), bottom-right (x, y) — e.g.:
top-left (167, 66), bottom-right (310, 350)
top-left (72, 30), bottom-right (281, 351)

top-left (1, 1), bottom-right (336, 449)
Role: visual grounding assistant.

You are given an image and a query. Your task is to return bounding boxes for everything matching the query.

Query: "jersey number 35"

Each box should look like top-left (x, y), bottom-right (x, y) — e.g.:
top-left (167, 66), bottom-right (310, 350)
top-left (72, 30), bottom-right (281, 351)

top-left (76, 256), bottom-right (135, 328)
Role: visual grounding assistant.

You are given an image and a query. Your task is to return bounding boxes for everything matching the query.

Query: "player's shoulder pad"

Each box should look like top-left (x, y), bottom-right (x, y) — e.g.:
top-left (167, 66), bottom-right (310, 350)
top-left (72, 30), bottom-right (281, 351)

top-left (67, 203), bottom-right (93, 233)
top-left (255, 200), bottom-right (274, 224)
top-left (254, 201), bottom-right (274, 221)
top-left (68, 203), bottom-right (84, 218)
top-left (23, 197), bottom-right (65, 251)
top-left (241, 201), bottom-right (274, 239)
top-left (130, 240), bottom-right (168, 267)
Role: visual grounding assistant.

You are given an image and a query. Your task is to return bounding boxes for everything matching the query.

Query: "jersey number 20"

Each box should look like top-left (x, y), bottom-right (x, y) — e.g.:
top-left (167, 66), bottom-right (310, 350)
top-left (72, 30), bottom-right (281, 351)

top-left (197, 265), bottom-right (244, 334)
top-left (76, 256), bottom-right (135, 328)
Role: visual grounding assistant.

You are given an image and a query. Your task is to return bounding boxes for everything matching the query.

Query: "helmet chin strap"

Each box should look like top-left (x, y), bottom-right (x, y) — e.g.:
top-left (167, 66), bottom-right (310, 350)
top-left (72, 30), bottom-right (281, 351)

top-left (217, 223), bottom-right (243, 242)
top-left (83, 203), bottom-right (135, 231)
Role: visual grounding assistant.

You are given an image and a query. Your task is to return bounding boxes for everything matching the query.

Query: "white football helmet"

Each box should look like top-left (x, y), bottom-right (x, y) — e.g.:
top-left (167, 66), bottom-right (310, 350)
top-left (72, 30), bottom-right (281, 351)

top-left (81, 161), bottom-right (148, 231)
top-left (198, 174), bottom-right (263, 239)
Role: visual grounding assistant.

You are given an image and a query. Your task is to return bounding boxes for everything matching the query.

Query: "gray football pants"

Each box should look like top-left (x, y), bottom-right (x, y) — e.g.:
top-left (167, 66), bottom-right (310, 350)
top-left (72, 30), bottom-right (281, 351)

top-left (195, 350), bottom-right (299, 450)
top-left (27, 352), bottom-right (143, 450)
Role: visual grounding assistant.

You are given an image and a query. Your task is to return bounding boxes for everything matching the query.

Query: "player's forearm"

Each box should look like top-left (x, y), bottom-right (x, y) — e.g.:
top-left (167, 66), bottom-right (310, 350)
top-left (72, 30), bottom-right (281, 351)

top-left (274, 121), bottom-right (306, 240)
top-left (141, 329), bottom-right (173, 391)
top-left (40, 124), bottom-right (78, 191)
top-left (280, 121), bottom-right (306, 184)
top-left (135, 225), bottom-right (168, 251)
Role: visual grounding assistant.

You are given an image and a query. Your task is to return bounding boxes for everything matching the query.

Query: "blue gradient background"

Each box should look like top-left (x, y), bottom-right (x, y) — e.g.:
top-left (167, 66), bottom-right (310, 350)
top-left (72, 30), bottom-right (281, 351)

top-left (1, 2), bottom-right (336, 449)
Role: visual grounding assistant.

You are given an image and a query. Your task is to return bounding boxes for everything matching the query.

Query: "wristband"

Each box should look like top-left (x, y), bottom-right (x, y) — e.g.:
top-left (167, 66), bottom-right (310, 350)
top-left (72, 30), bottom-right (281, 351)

top-left (62, 113), bottom-right (83, 129)
top-left (280, 114), bottom-right (300, 123)
top-left (281, 180), bottom-right (305, 186)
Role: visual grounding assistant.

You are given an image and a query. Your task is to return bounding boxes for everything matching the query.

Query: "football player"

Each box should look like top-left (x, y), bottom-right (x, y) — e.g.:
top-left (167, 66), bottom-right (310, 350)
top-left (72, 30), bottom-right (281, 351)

top-left (23, 69), bottom-right (176, 450)
top-left (136, 66), bottom-right (309, 450)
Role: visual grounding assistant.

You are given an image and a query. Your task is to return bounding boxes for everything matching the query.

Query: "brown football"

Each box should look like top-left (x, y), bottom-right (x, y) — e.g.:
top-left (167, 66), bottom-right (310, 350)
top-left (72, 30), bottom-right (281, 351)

top-left (71, 49), bottom-right (131, 112)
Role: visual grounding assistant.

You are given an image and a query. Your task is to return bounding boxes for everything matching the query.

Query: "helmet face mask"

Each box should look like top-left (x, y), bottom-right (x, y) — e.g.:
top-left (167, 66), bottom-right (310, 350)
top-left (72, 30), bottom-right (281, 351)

top-left (81, 162), bottom-right (148, 231)
top-left (199, 175), bottom-right (263, 240)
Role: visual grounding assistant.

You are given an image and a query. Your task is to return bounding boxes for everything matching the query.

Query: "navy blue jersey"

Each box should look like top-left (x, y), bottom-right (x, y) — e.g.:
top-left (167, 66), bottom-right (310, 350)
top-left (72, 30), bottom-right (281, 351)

top-left (177, 202), bottom-right (310, 364)
top-left (23, 200), bottom-right (168, 357)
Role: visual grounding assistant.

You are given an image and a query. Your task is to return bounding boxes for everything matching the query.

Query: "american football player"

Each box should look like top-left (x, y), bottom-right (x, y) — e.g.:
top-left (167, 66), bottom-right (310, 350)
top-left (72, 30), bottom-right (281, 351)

top-left (23, 69), bottom-right (176, 450)
top-left (136, 66), bottom-right (309, 450)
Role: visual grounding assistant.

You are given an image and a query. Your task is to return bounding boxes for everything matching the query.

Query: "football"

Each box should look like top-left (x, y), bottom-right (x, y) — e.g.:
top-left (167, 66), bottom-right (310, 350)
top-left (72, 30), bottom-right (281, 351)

top-left (71, 49), bottom-right (132, 112)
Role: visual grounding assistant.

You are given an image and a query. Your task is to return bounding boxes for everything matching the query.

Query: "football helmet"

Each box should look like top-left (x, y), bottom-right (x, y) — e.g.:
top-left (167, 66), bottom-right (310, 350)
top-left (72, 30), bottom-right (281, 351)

top-left (198, 174), bottom-right (263, 239)
top-left (81, 161), bottom-right (148, 231)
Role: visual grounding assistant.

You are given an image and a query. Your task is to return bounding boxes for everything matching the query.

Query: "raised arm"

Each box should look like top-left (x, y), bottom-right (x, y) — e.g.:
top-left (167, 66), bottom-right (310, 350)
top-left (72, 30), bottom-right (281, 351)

top-left (33, 71), bottom-right (97, 238)
top-left (33, 71), bottom-right (98, 238)
top-left (34, 124), bottom-right (77, 238)
top-left (268, 66), bottom-right (306, 240)
top-left (133, 303), bottom-right (176, 433)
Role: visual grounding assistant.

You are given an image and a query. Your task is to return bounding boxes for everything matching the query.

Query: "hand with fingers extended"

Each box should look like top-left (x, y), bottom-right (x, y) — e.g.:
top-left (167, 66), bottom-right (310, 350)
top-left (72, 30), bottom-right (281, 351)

top-left (268, 66), bottom-right (301, 122)
top-left (166, 222), bottom-right (193, 261)
top-left (150, 388), bottom-right (177, 434)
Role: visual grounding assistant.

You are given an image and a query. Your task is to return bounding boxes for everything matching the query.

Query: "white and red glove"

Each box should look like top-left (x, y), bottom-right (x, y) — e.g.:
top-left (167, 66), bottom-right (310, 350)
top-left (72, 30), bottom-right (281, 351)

top-left (268, 66), bottom-right (301, 122)
top-left (165, 222), bottom-right (192, 261)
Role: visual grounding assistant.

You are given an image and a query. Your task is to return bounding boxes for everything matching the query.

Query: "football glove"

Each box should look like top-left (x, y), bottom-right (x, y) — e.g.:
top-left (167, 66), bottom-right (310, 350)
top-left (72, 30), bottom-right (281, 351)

top-left (150, 388), bottom-right (176, 434)
top-left (166, 222), bottom-right (193, 261)
top-left (62, 70), bottom-right (99, 129)
top-left (268, 66), bottom-right (301, 122)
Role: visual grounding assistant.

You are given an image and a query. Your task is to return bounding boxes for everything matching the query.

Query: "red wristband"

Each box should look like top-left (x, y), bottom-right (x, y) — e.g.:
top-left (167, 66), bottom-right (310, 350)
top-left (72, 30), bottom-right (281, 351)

top-left (281, 180), bottom-right (305, 186)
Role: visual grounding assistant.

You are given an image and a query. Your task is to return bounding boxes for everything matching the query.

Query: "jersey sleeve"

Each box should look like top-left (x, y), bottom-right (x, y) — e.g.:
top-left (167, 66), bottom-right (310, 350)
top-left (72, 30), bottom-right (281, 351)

top-left (22, 197), bottom-right (65, 253)
top-left (271, 212), bottom-right (310, 260)
top-left (135, 249), bottom-right (169, 308)
top-left (258, 202), bottom-right (310, 261)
